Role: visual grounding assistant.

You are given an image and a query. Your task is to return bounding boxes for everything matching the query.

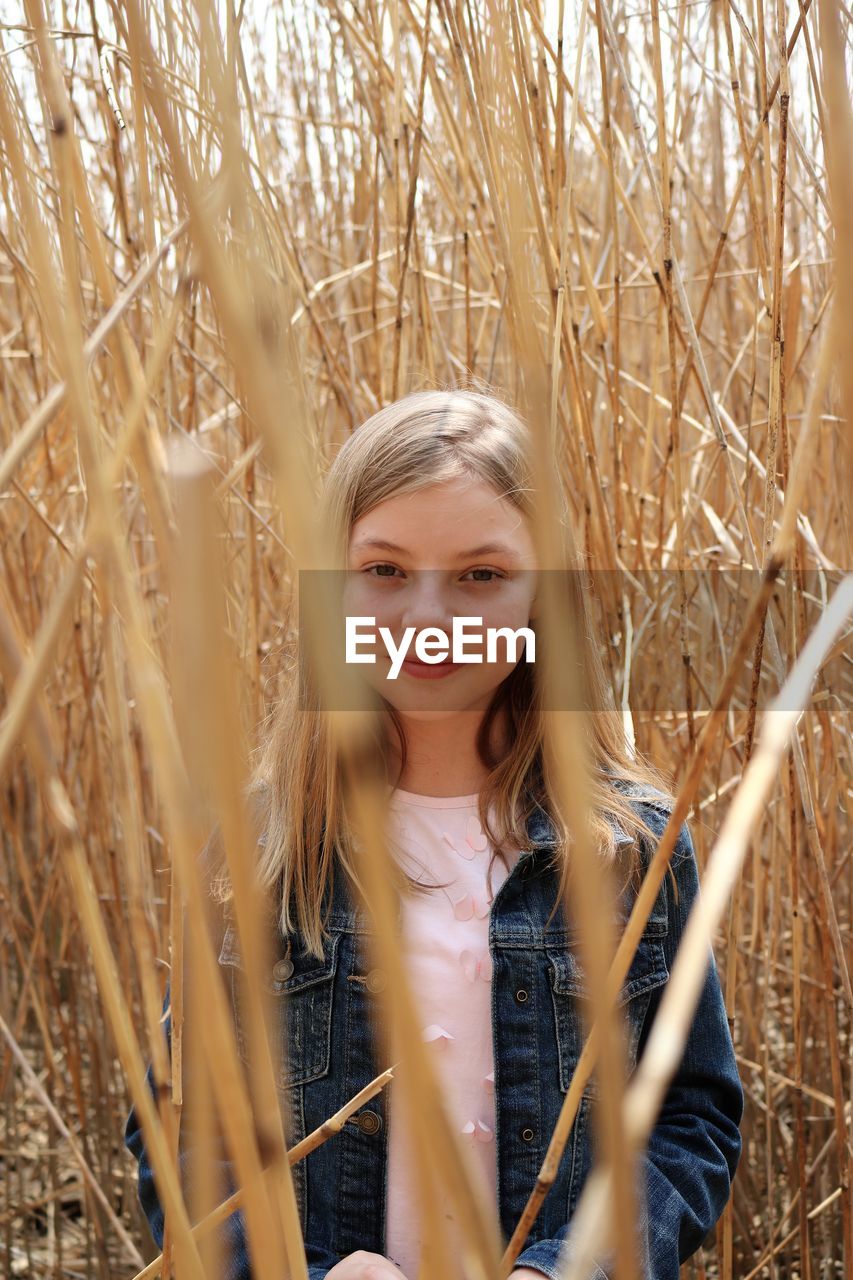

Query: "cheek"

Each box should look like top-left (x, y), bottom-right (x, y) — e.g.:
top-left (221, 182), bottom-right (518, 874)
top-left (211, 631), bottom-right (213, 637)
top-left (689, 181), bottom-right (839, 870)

top-left (343, 576), bottom-right (389, 614)
top-left (341, 586), bottom-right (405, 650)
top-left (478, 592), bottom-right (536, 641)
top-left (487, 572), bottom-right (536, 617)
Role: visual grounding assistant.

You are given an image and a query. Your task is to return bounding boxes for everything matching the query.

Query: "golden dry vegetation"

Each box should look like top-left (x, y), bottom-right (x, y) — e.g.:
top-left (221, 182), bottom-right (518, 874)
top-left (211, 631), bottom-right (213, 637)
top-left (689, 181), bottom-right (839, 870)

top-left (0, 0), bottom-right (850, 1278)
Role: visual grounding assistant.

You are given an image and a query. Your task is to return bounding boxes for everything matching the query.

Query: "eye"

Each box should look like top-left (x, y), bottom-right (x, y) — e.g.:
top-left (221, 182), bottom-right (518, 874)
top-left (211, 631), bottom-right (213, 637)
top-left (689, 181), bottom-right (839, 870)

top-left (363, 563), bottom-right (403, 579)
top-left (462, 568), bottom-right (506, 583)
top-left (361, 564), bottom-right (506, 582)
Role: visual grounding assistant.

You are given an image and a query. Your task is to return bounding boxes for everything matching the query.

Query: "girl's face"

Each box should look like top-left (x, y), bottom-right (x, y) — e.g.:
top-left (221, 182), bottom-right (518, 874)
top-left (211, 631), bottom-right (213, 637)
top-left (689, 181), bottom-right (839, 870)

top-left (344, 475), bottom-right (539, 719)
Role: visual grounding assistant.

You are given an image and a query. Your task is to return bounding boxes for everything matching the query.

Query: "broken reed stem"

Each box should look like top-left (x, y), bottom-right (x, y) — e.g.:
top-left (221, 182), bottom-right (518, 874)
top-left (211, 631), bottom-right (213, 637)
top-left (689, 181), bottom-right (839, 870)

top-left (131, 1066), bottom-right (398, 1280)
top-left (167, 442), bottom-right (304, 1280)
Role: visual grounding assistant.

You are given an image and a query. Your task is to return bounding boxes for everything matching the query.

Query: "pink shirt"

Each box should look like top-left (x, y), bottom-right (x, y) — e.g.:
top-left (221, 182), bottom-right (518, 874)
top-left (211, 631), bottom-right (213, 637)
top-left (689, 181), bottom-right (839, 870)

top-left (383, 788), bottom-right (522, 1277)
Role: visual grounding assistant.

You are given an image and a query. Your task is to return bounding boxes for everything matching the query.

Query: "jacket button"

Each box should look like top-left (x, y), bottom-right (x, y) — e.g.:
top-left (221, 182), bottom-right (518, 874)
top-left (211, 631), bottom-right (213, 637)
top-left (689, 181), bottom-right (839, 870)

top-left (366, 969), bottom-right (387, 993)
top-left (520, 1127), bottom-right (534, 1142)
top-left (356, 1110), bottom-right (382, 1135)
top-left (515, 988), bottom-right (529, 1003)
top-left (272, 959), bottom-right (294, 981)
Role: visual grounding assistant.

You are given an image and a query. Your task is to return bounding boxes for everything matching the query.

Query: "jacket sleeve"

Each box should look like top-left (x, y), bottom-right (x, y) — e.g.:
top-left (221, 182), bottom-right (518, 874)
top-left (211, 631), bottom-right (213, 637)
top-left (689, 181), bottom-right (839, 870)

top-left (123, 817), bottom-right (343, 1279)
top-left (511, 817), bottom-right (744, 1280)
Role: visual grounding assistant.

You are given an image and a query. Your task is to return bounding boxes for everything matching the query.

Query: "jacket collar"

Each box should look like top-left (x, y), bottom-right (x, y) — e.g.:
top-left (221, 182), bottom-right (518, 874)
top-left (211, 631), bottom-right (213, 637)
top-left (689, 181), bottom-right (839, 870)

top-left (523, 803), bottom-right (633, 853)
top-left (320, 803), bottom-right (636, 934)
top-left (305, 796), bottom-right (638, 932)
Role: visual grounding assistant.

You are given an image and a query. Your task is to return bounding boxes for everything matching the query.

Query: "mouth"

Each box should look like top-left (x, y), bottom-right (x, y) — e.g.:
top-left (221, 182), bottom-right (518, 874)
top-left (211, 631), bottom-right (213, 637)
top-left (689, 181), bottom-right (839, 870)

top-left (398, 657), bottom-right (461, 680)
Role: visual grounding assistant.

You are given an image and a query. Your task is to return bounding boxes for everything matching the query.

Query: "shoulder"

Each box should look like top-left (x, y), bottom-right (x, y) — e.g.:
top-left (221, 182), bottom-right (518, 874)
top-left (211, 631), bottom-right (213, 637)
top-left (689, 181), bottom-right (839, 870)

top-left (608, 776), bottom-right (673, 809)
top-left (607, 774), bottom-right (694, 866)
top-left (194, 786), bottom-right (274, 939)
top-left (607, 774), bottom-right (675, 823)
top-left (196, 783), bottom-right (271, 876)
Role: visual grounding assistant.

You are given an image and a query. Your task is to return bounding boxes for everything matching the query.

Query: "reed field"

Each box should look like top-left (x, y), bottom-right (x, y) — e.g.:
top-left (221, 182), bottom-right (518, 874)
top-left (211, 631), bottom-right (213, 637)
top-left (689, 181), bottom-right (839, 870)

top-left (0, 0), bottom-right (851, 1277)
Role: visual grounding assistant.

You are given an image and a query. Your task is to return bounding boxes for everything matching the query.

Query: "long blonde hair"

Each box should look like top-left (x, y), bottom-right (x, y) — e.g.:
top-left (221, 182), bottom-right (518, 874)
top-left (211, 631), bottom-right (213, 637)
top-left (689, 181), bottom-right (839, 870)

top-left (219, 386), bottom-right (675, 957)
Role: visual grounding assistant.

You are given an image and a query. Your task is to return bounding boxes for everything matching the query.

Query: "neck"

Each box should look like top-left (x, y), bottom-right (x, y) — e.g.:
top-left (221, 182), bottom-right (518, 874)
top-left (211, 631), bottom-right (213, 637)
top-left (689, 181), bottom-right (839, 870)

top-left (387, 705), bottom-right (509, 798)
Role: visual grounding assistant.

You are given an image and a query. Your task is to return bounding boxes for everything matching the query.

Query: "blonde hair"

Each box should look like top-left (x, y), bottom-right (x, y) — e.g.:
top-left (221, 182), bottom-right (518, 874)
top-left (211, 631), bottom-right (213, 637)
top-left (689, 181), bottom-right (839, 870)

top-left (218, 385), bottom-right (674, 957)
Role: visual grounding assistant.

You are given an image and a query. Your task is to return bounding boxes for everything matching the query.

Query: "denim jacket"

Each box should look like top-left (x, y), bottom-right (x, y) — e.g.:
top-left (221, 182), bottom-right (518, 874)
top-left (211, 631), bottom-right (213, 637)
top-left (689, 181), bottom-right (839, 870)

top-left (124, 784), bottom-right (743, 1280)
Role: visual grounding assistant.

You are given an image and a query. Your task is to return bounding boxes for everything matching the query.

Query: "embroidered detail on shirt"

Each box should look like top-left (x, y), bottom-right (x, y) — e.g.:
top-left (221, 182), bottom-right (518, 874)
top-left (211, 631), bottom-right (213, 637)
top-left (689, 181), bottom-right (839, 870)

top-left (443, 829), bottom-right (476, 861)
top-left (460, 948), bottom-right (493, 983)
top-left (461, 1119), bottom-right (494, 1143)
top-left (451, 891), bottom-right (475, 920)
top-left (422, 1024), bottom-right (454, 1047)
top-left (465, 816), bottom-right (488, 852)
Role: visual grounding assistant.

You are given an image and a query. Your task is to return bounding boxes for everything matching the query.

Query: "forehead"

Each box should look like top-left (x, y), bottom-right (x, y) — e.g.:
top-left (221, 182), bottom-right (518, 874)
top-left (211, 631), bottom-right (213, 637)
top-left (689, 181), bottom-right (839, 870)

top-left (350, 477), bottom-right (532, 550)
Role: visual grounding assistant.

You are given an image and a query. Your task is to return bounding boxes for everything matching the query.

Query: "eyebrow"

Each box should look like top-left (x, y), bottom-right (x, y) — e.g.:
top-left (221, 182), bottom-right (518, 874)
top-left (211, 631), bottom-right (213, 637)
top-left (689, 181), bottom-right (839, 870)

top-left (351, 537), bottom-right (518, 559)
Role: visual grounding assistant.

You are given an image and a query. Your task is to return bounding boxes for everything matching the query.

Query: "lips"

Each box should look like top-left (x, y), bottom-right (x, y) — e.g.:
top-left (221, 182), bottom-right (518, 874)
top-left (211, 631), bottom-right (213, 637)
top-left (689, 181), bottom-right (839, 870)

top-left (399, 657), bottom-right (461, 680)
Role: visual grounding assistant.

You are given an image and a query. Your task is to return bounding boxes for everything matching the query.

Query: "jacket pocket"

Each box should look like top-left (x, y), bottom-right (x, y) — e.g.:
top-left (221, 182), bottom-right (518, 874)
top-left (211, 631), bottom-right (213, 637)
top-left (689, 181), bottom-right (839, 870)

top-left (218, 922), bottom-right (341, 1090)
top-left (547, 935), bottom-right (669, 1097)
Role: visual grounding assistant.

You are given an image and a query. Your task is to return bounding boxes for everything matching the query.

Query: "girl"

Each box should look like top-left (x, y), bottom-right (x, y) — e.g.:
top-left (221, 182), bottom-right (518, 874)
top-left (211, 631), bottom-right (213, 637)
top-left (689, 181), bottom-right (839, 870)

top-left (125, 388), bottom-right (744, 1280)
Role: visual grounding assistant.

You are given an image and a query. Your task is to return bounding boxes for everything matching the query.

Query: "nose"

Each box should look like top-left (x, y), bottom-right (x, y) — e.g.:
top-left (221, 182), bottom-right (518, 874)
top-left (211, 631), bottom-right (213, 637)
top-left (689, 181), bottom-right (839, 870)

top-left (398, 569), bottom-right (459, 637)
